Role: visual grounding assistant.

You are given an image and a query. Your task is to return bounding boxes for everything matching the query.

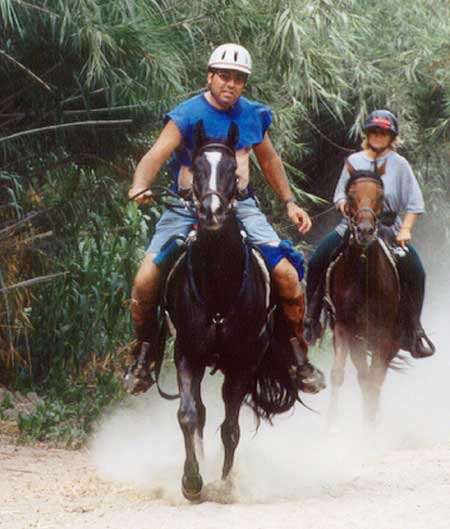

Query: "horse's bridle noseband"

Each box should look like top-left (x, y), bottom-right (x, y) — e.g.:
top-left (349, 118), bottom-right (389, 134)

top-left (349, 206), bottom-right (380, 235)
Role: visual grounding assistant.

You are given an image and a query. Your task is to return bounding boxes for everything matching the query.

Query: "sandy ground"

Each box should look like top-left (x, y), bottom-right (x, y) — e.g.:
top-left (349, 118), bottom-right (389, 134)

top-left (1, 433), bottom-right (449, 529)
top-left (1, 279), bottom-right (449, 529)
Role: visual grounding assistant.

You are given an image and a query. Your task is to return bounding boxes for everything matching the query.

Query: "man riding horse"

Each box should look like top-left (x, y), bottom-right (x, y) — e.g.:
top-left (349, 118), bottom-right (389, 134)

top-left (304, 109), bottom-right (435, 359)
top-left (125, 43), bottom-right (325, 394)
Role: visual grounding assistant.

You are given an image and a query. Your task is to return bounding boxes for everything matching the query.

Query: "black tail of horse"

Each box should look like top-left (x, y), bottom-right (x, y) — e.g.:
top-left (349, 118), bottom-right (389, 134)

top-left (245, 307), bottom-right (299, 424)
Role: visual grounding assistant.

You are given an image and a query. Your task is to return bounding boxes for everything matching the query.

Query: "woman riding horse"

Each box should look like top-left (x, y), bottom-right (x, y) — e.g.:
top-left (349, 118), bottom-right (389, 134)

top-left (305, 109), bottom-right (435, 359)
top-left (327, 163), bottom-right (402, 427)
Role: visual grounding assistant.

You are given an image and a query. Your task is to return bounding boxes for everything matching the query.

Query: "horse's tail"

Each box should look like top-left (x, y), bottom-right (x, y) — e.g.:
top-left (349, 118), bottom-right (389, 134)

top-left (245, 309), bottom-right (299, 425)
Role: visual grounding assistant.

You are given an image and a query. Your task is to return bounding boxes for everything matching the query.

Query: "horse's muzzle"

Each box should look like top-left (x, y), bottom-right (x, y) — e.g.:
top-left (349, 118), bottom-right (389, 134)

top-left (354, 221), bottom-right (377, 246)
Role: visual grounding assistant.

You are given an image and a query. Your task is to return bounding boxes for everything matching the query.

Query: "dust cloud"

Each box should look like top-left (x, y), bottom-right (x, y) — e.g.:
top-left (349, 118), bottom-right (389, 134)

top-left (90, 262), bottom-right (450, 505)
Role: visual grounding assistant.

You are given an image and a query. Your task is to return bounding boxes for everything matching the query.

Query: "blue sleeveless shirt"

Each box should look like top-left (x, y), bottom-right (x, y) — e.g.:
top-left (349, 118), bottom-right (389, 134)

top-left (165, 93), bottom-right (272, 187)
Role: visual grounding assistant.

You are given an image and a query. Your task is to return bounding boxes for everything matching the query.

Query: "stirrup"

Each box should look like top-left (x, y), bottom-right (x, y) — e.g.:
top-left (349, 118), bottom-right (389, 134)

top-left (289, 337), bottom-right (326, 394)
top-left (123, 341), bottom-right (156, 394)
top-left (410, 328), bottom-right (435, 359)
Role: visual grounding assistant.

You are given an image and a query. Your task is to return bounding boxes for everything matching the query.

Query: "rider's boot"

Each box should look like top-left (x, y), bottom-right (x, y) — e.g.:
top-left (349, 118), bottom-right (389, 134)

top-left (396, 249), bottom-right (435, 359)
top-left (400, 318), bottom-right (435, 359)
top-left (123, 300), bottom-right (160, 394)
top-left (303, 287), bottom-right (323, 347)
top-left (304, 267), bottom-right (326, 346)
top-left (281, 293), bottom-right (326, 394)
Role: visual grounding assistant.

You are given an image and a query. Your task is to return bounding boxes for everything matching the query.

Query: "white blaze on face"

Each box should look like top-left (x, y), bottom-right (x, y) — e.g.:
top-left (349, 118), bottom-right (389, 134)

top-left (204, 151), bottom-right (223, 213)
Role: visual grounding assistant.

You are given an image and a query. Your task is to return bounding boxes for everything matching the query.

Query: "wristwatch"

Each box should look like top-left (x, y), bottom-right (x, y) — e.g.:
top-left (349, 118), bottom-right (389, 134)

top-left (284, 198), bottom-right (298, 208)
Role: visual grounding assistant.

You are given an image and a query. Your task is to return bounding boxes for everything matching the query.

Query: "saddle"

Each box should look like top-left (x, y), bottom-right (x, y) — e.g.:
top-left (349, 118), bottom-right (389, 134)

top-left (153, 226), bottom-right (276, 381)
top-left (323, 232), bottom-right (400, 322)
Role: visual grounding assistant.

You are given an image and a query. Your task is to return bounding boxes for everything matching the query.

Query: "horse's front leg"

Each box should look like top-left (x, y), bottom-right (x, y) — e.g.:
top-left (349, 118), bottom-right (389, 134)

top-left (365, 343), bottom-right (394, 430)
top-left (221, 371), bottom-right (249, 481)
top-left (176, 353), bottom-right (205, 501)
top-left (347, 336), bottom-right (370, 423)
top-left (327, 322), bottom-right (350, 433)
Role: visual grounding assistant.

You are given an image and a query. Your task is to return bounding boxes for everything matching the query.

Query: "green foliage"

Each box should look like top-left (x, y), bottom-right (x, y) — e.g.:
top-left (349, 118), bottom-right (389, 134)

top-left (17, 369), bottom-right (124, 448)
top-left (1, 0), bottom-right (450, 392)
top-left (0, 390), bottom-right (13, 419)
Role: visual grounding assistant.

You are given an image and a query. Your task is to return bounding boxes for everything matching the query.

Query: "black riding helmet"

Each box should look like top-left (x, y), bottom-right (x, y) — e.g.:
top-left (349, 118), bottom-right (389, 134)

top-left (363, 110), bottom-right (399, 136)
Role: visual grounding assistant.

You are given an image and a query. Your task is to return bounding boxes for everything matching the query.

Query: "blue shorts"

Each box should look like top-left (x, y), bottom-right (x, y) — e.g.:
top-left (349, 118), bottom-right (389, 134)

top-left (147, 197), bottom-right (280, 254)
top-left (147, 198), bottom-right (304, 279)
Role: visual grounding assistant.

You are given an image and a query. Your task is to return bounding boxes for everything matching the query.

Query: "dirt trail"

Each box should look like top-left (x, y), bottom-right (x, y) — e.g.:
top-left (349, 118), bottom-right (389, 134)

top-left (1, 430), bottom-right (449, 529)
top-left (1, 280), bottom-right (449, 529)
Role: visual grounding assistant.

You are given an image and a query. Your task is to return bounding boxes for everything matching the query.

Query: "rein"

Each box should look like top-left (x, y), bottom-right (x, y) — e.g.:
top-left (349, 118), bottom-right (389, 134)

top-left (196, 188), bottom-right (235, 212)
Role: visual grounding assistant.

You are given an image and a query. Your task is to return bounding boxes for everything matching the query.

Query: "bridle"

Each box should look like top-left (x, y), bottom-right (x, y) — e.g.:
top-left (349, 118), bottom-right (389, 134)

top-left (192, 142), bottom-right (239, 213)
top-left (346, 176), bottom-right (384, 243)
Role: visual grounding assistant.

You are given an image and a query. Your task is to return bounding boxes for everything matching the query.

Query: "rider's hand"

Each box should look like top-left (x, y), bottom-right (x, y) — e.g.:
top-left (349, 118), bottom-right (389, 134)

top-left (286, 203), bottom-right (312, 234)
top-left (339, 200), bottom-right (348, 218)
top-left (128, 186), bottom-right (155, 204)
top-left (396, 226), bottom-right (411, 248)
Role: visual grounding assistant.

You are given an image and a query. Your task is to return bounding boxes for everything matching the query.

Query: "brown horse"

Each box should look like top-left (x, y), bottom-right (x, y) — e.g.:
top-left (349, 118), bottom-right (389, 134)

top-left (326, 163), bottom-right (402, 429)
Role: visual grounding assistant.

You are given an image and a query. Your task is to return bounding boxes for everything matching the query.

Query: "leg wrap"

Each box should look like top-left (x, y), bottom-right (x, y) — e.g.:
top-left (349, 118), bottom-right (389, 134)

top-left (280, 293), bottom-right (305, 337)
top-left (130, 297), bottom-right (158, 344)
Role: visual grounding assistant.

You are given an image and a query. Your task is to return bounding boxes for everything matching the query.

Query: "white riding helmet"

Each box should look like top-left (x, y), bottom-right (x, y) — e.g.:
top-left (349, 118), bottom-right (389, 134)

top-left (207, 43), bottom-right (252, 75)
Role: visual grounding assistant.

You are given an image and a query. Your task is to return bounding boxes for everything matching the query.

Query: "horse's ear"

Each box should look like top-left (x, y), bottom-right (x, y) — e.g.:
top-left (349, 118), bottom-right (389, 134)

top-left (194, 120), bottom-right (207, 149)
top-left (345, 159), bottom-right (356, 176)
top-left (376, 160), bottom-right (387, 177)
top-left (227, 122), bottom-right (239, 151)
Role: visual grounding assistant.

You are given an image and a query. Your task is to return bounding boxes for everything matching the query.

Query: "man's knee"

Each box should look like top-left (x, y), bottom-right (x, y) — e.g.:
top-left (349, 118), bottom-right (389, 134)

top-left (272, 258), bottom-right (301, 296)
top-left (133, 254), bottom-right (161, 299)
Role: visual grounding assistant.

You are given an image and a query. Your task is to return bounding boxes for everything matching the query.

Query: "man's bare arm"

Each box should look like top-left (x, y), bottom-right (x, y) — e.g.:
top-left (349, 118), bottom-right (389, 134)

top-left (129, 120), bottom-right (182, 203)
top-left (253, 133), bottom-right (293, 201)
top-left (253, 133), bottom-right (312, 234)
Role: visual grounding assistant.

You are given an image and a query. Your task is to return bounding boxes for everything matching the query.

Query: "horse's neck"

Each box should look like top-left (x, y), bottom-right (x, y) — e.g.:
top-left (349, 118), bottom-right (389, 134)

top-left (192, 216), bottom-right (245, 309)
top-left (334, 238), bottom-right (400, 325)
top-left (344, 239), bottom-right (392, 278)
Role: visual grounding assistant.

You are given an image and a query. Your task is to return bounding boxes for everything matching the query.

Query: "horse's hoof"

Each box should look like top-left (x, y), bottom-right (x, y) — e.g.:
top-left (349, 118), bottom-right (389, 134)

top-left (182, 474), bottom-right (203, 502)
top-left (123, 361), bottom-right (155, 395)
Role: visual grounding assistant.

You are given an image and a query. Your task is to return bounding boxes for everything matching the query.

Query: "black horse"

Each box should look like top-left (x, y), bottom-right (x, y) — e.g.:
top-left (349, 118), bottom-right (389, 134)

top-left (164, 121), bottom-right (298, 501)
top-left (326, 163), bottom-right (402, 430)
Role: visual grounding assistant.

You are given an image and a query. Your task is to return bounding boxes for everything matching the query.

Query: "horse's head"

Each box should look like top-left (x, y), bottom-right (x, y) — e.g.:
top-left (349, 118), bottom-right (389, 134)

top-left (345, 161), bottom-right (385, 246)
top-left (191, 120), bottom-right (239, 231)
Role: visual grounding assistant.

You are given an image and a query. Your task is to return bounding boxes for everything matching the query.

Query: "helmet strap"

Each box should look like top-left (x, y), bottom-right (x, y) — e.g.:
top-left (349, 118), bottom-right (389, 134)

top-left (367, 142), bottom-right (386, 154)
